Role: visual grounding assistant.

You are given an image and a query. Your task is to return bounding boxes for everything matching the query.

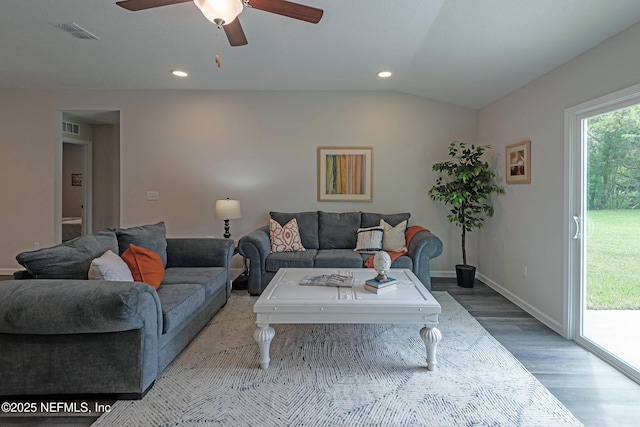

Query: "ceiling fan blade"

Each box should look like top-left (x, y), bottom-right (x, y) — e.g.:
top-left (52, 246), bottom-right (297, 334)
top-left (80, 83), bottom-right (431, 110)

top-left (116, 0), bottom-right (192, 12)
top-left (223, 18), bottom-right (248, 46)
top-left (247, 0), bottom-right (323, 24)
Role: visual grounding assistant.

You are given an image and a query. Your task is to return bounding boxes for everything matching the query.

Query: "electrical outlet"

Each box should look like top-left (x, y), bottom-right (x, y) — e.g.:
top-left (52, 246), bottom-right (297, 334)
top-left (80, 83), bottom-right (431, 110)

top-left (34, 242), bottom-right (40, 250)
top-left (521, 265), bottom-right (527, 277)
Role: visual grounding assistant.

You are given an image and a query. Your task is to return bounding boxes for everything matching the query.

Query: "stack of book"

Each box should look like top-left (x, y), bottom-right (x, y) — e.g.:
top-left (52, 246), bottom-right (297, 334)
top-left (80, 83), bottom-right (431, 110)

top-left (364, 277), bottom-right (398, 294)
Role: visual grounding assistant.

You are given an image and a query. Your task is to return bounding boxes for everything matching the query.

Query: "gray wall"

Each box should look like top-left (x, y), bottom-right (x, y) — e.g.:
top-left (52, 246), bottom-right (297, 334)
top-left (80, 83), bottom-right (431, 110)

top-left (0, 90), bottom-right (476, 275)
top-left (477, 21), bottom-right (640, 334)
top-left (93, 123), bottom-right (121, 232)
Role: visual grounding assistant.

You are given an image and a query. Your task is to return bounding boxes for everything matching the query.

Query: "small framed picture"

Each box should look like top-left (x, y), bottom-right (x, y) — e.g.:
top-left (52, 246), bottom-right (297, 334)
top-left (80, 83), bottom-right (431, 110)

top-left (318, 146), bottom-right (373, 202)
top-left (71, 173), bottom-right (82, 186)
top-left (505, 141), bottom-right (531, 184)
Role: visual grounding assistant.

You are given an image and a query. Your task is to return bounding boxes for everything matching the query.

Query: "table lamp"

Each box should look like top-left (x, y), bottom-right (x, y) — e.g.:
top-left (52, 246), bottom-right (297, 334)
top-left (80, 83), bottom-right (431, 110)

top-left (214, 198), bottom-right (241, 239)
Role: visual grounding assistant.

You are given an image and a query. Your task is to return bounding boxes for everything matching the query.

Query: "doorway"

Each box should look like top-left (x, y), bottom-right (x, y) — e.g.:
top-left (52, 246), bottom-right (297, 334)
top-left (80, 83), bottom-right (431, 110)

top-left (566, 84), bottom-right (640, 384)
top-left (55, 110), bottom-right (121, 243)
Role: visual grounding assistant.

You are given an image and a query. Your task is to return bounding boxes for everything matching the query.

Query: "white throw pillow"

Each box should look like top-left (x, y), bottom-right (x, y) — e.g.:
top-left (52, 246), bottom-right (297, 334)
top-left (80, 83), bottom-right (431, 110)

top-left (354, 226), bottom-right (384, 254)
top-left (88, 250), bottom-right (134, 281)
top-left (380, 219), bottom-right (408, 252)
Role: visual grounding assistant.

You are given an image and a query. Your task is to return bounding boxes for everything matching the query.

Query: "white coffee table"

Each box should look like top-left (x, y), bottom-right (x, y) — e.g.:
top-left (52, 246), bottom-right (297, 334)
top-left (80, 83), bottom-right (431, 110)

top-left (253, 268), bottom-right (442, 370)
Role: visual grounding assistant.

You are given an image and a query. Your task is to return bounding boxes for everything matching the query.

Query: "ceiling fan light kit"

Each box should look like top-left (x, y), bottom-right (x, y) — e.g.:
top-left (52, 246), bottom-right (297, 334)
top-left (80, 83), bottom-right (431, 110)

top-left (117, 0), bottom-right (323, 57)
top-left (193, 0), bottom-right (243, 26)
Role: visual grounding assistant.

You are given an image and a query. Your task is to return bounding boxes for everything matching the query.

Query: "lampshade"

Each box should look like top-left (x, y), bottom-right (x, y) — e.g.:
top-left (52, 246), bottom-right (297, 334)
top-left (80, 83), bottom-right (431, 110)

top-left (193, 0), bottom-right (243, 25)
top-left (215, 198), bottom-right (241, 220)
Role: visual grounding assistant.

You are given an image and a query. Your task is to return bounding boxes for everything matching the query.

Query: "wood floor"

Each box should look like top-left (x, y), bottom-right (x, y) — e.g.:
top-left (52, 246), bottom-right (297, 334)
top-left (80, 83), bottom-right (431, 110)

top-left (1, 276), bottom-right (639, 426)
top-left (432, 278), bottom-right (640, 427)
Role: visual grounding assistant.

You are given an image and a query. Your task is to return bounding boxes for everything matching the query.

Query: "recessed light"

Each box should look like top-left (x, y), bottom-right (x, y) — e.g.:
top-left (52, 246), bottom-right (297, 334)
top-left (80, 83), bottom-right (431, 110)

top-left (171, 70), bottom-right (189, 77)
top-left (377, 71), bottom-right (392, 78)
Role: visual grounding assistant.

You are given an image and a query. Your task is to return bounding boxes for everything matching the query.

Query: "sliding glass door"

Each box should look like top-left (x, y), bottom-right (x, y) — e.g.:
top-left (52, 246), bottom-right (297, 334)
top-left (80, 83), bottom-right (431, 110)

top-left (567, 86), bottom-right (640, 384)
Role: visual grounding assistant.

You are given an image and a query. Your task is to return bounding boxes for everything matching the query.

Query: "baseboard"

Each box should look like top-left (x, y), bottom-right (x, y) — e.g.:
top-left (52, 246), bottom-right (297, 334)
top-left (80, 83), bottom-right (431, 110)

top-left (430, 270), bottom-right (455, 278)
top-left (476, 272), bottom-right (565, 336)
top-left (0, 268), bottom-right (20, 276)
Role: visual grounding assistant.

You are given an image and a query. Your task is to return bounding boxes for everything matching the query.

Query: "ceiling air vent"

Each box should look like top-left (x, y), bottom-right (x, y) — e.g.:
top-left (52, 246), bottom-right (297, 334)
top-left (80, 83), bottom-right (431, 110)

top-left (51, 22), bottom-right (100, 40)
top-left (62, 121), bottom-right (80, 135)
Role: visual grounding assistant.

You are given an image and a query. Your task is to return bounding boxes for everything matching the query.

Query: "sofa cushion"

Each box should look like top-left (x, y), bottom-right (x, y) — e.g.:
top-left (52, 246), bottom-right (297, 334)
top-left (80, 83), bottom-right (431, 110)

top-left (162, 267), bottom-right (227, 299)
top-left (361, 212), bottom-right (411, 228)
top-left (88, 250), bottom-right (134, 282)
top-left (314, 249), bottom-right (364, 268)
top-left (270, 212), bottom-right (319, 250)
top-left (16, 230), bottom-right (118, 279)
top-left (269, 218), bottom-right (306, 252)
top-left (113, 221), bottom-right (168, 267)
top-left (156, 283), bottom-right (206, 334)
top-left (265, 249), bottom-right (317, 272)
top-left (318, 211), bottom-right (361, 249)
top-left (122, 244), bottom-right (165, 290)
top-left (0, 280), bottom-right (158, 334)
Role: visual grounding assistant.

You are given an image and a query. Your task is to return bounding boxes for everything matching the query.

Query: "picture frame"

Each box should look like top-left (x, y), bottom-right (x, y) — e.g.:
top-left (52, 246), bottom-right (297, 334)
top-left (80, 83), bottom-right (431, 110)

top-left (317, 146), bottom-right (373, 202)
top-left (71, 173), bottom-right (82, 186)
top-left (505, 140), bottom-right (531, 184)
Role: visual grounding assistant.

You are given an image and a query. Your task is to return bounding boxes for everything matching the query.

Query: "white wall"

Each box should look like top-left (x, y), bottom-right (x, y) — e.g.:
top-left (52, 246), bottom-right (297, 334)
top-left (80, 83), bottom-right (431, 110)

top-left (0, 89), bottom-right (477, 273)
top-left (477, 21), bottom-right (640, 334)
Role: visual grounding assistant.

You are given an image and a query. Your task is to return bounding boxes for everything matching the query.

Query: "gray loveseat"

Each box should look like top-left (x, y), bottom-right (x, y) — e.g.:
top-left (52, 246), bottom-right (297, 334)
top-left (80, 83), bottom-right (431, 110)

top-left (0, 222), bottom-right (233, 399)
top-left (238, 211), bottom-right (443, 295)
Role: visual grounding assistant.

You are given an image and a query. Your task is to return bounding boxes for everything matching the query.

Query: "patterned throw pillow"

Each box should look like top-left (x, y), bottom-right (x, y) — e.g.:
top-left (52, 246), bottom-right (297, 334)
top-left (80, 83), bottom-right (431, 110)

top-left (380, 219), bottom-right (408, 252)
top-left (270, 218), bottom-right (306, 253)
top-left (353, 226), bottom-right (384, 254)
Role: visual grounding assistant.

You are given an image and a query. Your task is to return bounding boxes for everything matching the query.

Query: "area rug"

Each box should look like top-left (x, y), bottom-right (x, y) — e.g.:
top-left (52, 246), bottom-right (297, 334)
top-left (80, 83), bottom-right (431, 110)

top-left (92, 291), bottom-right (582, 427)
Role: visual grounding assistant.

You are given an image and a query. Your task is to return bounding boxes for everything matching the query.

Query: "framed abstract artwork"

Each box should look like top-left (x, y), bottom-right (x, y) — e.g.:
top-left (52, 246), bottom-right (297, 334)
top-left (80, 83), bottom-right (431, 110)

top-left (317, 146), bottom-right (373, 202)
top-left (505, 140), bottom-right (531, 184)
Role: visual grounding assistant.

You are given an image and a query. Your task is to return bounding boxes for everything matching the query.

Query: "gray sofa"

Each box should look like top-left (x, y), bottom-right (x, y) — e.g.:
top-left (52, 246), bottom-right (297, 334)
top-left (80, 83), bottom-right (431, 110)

top-left (0, 222), bottom-right (234, 399)
top-left (238, 211), bottom-right (443, 295)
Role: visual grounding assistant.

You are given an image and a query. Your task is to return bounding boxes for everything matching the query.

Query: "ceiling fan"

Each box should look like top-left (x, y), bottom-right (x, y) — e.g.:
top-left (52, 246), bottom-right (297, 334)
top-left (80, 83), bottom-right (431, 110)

top-left (116, 0), bottom-right (324, 47)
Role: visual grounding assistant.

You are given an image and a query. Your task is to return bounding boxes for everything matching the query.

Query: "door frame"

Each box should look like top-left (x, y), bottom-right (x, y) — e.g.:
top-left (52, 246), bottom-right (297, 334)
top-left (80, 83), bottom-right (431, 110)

top-left (564, 81), bottom-right (640, 382)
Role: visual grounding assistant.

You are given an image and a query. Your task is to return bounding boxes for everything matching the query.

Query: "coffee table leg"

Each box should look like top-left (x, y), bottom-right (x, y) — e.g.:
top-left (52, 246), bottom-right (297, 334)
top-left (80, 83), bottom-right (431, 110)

top-left (254, 323), bottom-right (275, 369)
top-left (420, 326), bottom-right (442, 371)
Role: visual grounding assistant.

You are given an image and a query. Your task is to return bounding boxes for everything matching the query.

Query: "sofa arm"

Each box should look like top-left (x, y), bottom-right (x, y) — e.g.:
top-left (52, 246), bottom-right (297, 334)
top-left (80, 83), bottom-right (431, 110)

top-left (237, 226), bottom-right (271, 269)
top-left (0, 280), bottom-right (162, 336)
top-left (237, 226), bottom-right (271, 294)
top-left (166, 238), bottom-right (234, 268)
top-left (408, 229), bottom-right (443, 260)
top-left (407, 229), bottom-right (443, 290)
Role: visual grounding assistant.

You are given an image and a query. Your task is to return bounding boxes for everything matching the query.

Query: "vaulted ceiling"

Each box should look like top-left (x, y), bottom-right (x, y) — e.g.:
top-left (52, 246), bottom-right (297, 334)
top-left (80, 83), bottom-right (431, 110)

top-left (2, 0), bottom-right (640, 109)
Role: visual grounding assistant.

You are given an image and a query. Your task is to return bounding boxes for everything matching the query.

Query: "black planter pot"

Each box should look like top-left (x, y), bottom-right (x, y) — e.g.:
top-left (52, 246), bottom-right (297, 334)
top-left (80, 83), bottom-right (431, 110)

top-left (455, 264), bottom-right (476, 288)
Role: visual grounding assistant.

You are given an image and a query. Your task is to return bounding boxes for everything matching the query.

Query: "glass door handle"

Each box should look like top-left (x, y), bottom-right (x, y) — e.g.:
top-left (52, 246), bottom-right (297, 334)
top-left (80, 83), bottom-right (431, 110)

top-left (572, 216), bottom-right (581, 239)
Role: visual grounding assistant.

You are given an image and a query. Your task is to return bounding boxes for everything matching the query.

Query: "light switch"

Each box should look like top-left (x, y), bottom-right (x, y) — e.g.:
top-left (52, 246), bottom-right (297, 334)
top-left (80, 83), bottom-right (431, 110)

top-left (146, 191), bottom-right (159, 201)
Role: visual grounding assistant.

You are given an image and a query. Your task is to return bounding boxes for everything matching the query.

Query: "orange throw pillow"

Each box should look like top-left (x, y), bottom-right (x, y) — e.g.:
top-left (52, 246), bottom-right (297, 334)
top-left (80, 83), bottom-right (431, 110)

top-left (121, 244), bottom-right (165, 290)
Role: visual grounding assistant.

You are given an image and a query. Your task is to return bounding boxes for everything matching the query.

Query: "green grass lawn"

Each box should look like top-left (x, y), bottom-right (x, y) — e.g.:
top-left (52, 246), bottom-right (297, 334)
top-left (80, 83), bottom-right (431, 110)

top-left (587, 209), bottom-right (640, 310)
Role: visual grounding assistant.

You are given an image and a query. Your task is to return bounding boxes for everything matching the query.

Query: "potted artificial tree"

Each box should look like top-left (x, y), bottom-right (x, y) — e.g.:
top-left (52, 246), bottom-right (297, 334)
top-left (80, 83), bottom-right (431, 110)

top-left (429, 141), bottom-right (504, 288)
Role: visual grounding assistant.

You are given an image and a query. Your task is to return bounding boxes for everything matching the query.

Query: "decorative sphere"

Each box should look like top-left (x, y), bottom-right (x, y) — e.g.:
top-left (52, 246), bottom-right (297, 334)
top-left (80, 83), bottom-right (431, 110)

top-left (373, 251), bottom-right (391, 276)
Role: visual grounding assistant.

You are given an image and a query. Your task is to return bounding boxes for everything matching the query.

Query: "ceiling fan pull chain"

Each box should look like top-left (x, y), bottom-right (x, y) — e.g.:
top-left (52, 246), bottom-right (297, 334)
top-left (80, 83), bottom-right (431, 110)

top-left (215, 23), bottom-right (222, 68)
